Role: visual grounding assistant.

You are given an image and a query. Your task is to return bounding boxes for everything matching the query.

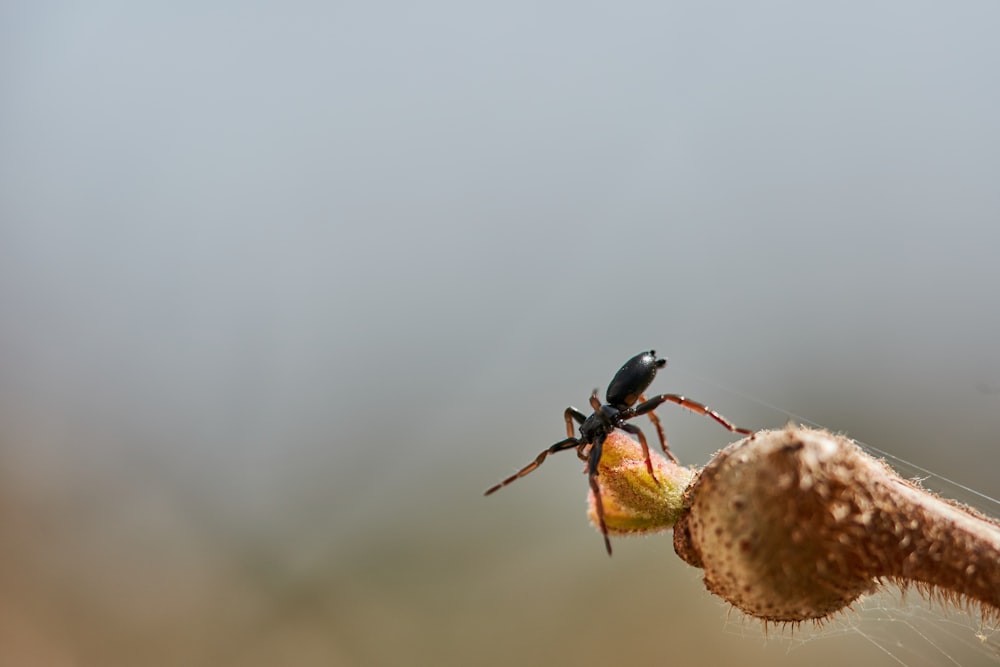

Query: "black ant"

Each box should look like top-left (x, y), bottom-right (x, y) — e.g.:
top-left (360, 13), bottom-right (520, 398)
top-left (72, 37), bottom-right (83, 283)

top-left (484, 350), bottom-right (752, 555)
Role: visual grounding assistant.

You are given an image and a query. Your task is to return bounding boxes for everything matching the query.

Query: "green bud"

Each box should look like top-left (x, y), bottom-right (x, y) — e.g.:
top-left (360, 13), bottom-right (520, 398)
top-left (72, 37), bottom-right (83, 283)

top-left (587, 431), bottom-right (696, 536)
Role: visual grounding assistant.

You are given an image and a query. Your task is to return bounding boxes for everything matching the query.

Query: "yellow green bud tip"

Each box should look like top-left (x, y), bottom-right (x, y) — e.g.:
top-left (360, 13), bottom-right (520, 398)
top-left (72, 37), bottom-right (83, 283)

top-left (587, 431), bottom-right (696, 536)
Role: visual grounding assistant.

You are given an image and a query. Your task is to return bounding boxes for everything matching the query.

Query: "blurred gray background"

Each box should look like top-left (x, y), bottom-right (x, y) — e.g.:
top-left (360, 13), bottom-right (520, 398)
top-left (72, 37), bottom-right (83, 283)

top-left (2, 2), bottom-right (999, 665)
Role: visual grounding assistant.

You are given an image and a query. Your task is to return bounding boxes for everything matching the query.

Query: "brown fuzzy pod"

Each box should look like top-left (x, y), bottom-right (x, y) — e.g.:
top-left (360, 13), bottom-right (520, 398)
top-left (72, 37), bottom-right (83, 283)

top-left (673, 426), bottom-right (1000, 623)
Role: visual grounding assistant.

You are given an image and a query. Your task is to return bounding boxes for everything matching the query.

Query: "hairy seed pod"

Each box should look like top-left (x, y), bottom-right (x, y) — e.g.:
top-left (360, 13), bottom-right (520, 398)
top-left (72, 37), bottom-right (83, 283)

top-left (588, 427), bottom-right (1000, 623)
top-left (672, 426), bottom-right (1000, 622)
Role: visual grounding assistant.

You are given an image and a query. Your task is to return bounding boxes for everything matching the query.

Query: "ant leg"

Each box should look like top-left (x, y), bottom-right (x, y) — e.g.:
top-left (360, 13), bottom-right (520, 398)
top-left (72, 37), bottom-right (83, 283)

top-left (638, 393), bottom-right (674, 463)
top-left (586, 435), bottom-right (612, 556)
top-left (631, 394), bottom-right (753, 437)
top-left (618, 422), bottom-right (665, 476)
top-left (589, 390), bottom-right (602, 411)
top-left (564, 407), bottom-right (587, 439)
top-left (484, 438), bottom-right (581, 496)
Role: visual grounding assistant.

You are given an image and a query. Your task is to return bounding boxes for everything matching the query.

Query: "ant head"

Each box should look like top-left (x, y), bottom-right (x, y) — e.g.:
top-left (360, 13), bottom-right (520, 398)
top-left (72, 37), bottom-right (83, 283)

top-left (606, 350), bottom-right (665, 409)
